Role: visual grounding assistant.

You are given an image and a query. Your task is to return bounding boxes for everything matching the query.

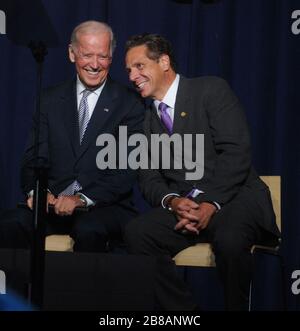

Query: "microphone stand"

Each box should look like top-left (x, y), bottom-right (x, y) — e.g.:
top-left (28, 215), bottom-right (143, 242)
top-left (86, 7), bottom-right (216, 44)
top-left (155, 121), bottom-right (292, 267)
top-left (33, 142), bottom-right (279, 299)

top-left (2, 0), bottom-right (59, 310)
top-left (29, 41), bottom-right (48, 309)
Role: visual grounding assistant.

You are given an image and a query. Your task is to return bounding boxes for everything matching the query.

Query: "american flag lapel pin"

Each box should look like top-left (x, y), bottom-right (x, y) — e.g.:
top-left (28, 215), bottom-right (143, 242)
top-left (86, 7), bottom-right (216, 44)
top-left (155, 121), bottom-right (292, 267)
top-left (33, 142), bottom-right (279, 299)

top-left (103, 108), bottom-right (109, 112)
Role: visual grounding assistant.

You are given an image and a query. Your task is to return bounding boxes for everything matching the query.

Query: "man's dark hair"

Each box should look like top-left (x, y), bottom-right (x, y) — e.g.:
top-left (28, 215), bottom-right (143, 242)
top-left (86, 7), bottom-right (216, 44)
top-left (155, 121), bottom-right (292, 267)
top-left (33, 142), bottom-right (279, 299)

top-left (125, 34), bottom-right (177, 71)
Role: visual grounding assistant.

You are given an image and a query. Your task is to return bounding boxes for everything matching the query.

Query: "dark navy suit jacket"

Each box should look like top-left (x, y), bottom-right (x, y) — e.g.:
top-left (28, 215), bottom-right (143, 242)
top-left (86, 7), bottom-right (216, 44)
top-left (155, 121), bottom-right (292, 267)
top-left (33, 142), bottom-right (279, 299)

top-left (140, 76), bottom-right (280, 237)
top-left (21, 77), bottom-right (145, 212)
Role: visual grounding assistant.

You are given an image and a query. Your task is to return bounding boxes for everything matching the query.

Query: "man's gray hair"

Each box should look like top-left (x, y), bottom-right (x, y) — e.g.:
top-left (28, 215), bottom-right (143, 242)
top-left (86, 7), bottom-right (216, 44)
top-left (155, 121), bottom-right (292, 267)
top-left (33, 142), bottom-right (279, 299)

top-left (70, 20), bottom-right (116, 55)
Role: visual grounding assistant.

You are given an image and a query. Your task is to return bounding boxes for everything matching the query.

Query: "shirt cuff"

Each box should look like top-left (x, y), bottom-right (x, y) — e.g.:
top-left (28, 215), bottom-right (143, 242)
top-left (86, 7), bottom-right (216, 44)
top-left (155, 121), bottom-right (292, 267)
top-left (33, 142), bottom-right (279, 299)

top-left (185, 188), bottom-right (221, 211)
top-left (161, 193), bottom-right (181, 209)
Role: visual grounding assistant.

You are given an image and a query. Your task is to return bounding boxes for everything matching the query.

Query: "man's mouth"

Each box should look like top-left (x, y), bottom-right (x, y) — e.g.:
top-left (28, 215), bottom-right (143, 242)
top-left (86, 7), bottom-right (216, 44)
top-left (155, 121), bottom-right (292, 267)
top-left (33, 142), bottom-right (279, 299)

top-left (136, 81), bottom-right (147, 91)
top-left (85, 69), bottom-right (100, 76)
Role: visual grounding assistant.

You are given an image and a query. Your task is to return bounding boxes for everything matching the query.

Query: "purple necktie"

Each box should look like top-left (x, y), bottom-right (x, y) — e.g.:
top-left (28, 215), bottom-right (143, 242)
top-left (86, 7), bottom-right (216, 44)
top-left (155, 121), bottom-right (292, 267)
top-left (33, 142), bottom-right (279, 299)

top-left (158, 102), bottom-right (173, 135)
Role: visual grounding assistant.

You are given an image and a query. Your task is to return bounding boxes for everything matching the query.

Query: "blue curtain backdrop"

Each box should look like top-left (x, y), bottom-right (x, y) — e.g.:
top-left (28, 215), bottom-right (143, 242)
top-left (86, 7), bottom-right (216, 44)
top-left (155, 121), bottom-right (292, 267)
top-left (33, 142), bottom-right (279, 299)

top-left (0, 0), bottom-right (299, 310)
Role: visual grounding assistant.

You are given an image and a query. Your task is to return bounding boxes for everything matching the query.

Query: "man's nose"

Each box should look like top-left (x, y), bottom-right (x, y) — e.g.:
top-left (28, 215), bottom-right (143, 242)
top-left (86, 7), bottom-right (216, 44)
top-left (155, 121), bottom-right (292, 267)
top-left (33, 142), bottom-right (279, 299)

top-left (129, 68), bottom-right (139, 82)
top-left (90, 56), bottom-right (99, 68)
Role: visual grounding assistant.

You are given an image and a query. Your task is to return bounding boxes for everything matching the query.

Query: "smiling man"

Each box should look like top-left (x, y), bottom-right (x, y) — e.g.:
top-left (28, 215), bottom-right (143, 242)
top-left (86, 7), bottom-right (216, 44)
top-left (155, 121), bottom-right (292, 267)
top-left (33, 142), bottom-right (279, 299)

top-left (124, 34), bottom-right (280, 310)
top-left (0, 21), bottom-right (144, 253)
top-left (68, 22), bottom-right (113, 89)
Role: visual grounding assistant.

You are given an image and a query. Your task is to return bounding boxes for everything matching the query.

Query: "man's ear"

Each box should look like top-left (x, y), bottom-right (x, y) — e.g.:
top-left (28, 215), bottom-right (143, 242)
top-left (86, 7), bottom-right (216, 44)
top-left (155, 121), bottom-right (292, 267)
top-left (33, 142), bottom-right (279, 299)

top-left (68, 45), bottom-right (75, 63)
top-left (159, 54), bottom-right (171, 71)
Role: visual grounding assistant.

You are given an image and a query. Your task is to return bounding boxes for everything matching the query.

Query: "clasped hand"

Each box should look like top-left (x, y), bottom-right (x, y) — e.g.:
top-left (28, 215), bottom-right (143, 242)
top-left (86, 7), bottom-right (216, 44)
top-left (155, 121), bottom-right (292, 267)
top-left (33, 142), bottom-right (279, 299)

top-left (170, 197), bottom-right (217, 235)
top-left (27, 193), bottom-right (85, 216)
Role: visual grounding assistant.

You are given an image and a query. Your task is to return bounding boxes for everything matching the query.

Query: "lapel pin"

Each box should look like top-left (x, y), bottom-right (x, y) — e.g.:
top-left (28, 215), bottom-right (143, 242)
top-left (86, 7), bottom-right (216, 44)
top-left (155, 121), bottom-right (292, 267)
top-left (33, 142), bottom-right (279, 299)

top-left (103, 108), bottom-right (109, 112)
top-left (181, 112), bottom-right (187, 117)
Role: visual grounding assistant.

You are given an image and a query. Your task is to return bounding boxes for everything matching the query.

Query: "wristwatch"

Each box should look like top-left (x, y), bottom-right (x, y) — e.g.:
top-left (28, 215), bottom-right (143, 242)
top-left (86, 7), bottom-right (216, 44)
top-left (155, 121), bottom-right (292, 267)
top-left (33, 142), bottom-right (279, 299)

top-left (165, 195), bottom-right (179, 212)
top-left (76, 193), bottom-right (87, 207)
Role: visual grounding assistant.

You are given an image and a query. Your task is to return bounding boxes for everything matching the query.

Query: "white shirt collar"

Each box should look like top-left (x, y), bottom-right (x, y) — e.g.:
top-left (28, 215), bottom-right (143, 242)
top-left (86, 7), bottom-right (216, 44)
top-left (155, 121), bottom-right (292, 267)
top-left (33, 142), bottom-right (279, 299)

top-left (154, 74), bottom-right (180, 111)
top-left (76, 76), bottom-right (106, 97)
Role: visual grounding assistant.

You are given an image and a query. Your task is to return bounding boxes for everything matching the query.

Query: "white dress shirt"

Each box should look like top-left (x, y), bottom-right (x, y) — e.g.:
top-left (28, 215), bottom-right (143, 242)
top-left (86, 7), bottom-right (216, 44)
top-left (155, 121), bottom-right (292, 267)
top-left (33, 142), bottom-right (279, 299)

top-left (154, 74), bottom-right (180, 121)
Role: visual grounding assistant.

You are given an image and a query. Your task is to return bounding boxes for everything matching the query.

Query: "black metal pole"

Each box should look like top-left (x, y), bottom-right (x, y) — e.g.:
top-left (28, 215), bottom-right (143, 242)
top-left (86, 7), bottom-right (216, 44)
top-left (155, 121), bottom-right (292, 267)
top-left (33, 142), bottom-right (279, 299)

top-left (2, 0), bottom-right (59, 307)
top-left (28, 41), bottom-right (48, 309)
top-left (30, 167), bottom-right (47, 308)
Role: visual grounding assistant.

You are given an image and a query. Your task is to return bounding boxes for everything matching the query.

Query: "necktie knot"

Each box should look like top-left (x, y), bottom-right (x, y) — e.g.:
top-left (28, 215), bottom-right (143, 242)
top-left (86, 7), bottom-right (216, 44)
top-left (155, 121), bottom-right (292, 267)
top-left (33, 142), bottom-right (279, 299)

top-left (158, 102), bottom-right (169, 113)
top-left (82, 89), bottom-right (92, 99)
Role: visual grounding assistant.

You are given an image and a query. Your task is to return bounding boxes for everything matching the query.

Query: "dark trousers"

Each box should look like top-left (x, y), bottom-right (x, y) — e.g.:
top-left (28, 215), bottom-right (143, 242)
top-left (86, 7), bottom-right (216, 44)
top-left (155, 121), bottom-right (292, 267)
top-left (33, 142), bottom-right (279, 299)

top-left (0, 205), bottom-right (136, 252)
top-left (124, 191), bottom-right (278, 311)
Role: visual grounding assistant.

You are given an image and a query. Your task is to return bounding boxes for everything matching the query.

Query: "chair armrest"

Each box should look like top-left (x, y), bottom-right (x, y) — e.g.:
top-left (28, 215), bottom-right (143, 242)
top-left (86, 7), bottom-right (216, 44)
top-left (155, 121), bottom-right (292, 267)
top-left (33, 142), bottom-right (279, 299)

top-left (251, 244), bottom-right (280, 256)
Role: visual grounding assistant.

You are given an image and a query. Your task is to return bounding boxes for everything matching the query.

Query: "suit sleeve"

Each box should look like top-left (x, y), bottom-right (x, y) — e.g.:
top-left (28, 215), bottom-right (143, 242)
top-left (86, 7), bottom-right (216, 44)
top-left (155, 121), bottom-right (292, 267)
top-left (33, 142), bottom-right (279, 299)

top-left (138, 111), bottom-right (179, 207)
top-left (20, 96), bottom-right (50, 195)
top-left (194, 78), bottom-right (252, 205)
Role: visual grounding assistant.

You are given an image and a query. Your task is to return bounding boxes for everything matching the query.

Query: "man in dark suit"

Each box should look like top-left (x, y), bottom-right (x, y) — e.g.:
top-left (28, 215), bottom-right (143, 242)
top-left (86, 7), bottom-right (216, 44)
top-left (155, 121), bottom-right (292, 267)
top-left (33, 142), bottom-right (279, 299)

top-left (0, 21), bottom-right (144, 252)
top-left (124, 34), bottom-right (280, 310)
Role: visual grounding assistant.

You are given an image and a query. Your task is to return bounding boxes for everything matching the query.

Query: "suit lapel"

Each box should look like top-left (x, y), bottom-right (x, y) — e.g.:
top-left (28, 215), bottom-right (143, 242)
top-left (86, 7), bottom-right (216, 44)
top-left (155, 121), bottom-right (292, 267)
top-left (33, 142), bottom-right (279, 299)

top-left (172, 76), bottom-right (191, 134)
top-left (77, 78), bottom-right (118, 160)
top-left (149, 77), bottom-right (192, 135)
top-left (60, 79), bottom-right (81, 156)
top-left (149, 102), bottom-right (166, 134)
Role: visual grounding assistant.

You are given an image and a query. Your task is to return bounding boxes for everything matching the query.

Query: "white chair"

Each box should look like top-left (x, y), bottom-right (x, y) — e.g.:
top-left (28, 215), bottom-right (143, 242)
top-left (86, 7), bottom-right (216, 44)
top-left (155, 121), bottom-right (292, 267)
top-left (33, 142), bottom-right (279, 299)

top-left (173, 176), bottom-right (283, 310)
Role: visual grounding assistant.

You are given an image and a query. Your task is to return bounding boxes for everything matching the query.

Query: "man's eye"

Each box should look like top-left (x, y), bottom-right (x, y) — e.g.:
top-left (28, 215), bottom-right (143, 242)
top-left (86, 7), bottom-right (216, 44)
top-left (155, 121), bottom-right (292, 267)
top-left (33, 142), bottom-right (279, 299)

top-left (137, 64), bottom-right (144, 70)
